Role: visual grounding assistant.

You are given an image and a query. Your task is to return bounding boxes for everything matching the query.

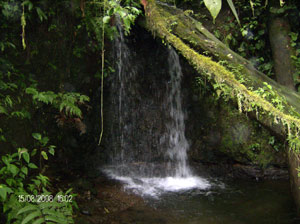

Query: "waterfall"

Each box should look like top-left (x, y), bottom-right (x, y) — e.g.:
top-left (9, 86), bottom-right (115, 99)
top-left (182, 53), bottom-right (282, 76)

top-left (164, 47), bottom-right (191, 177)
top-left (109, 19), bottom-right (138, 166)
top-left (103, 23), bottom-right (211, 197)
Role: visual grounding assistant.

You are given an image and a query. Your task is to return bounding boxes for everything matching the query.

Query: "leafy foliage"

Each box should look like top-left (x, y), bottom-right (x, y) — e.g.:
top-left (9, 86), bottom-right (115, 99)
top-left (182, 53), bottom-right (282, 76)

top-left (203, 0), bottom-right (239, 24)
top-left (25, 87), bottom-right (89, 118)
top-left (103, 0), bottom-right (142, 35)
top-left (15, 195), bottom-right (73, 224)
top-left (0, 149), bottom-right (75, 223)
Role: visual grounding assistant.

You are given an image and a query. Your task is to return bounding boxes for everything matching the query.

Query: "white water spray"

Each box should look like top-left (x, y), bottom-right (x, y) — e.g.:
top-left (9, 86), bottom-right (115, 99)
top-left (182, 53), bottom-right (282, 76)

top-left (164, 47), bottom-right (191, 177)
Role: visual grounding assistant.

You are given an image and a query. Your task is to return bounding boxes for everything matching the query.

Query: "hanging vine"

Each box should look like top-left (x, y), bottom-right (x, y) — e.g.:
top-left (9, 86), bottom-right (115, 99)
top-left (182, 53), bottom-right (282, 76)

top-left (98, 0), bottom-right (106, 146)
top-left (21, 3), bottom-right (26, 49)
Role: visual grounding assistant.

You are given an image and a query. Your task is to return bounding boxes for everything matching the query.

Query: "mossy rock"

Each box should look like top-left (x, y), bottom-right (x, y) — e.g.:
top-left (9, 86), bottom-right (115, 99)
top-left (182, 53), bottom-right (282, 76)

top-left (187, 93), bottom-right (286, 168)
top-left (218, 103), bottom-right (286, 168)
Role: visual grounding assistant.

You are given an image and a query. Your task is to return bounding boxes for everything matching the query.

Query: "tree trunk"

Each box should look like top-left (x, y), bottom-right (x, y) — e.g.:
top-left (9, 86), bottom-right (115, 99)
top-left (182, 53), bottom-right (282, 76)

top-left (269, 17), bottom-right (295, 90)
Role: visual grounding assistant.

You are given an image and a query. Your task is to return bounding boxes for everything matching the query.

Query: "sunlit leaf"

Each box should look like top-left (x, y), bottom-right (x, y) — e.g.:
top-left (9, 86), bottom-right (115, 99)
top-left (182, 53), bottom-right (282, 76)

top-left (48, 147), bottom-right (55, 156)
top-left (25, 87), bottom-right (38, 95)
top-left (22, 210), bottom-right (42, 224)
top-left (41, 151), bottom-right (48, 160)
top-left (32, 133), bottom-right (42, 141)
top-left (21, 166), bottom-right (28, 175)
top-left (8, 164), bottom-right (19, 177)
top-left (103, 16), bottom-right (110, 24)
top-left (22, 152), bottom-right (30, 163)
top-left (28, 163), bottom-right (38, 169)
top-left (203, 0), bottom-right (222, 23)
top-left (227, 0), bottom-right (240, 25)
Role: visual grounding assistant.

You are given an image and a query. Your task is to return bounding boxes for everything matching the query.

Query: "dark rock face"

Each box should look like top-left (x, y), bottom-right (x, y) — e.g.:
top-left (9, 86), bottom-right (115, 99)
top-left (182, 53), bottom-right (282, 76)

top-left (181, 65), bottom-right (287, 179)
top-left (104, 25), bottom-right (171, 166)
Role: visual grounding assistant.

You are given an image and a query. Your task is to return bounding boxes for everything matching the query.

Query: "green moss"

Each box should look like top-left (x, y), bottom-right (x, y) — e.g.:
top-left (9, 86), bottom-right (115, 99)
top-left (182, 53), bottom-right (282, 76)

top-left (143, 0), bottom-right (300, 155)
top-left (216, 102), bottom-right (284, 168)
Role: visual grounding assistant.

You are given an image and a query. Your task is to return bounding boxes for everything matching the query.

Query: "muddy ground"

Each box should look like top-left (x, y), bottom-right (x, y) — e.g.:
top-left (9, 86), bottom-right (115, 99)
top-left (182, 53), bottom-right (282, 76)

top-left (73, 174), bottom-right (173, 224)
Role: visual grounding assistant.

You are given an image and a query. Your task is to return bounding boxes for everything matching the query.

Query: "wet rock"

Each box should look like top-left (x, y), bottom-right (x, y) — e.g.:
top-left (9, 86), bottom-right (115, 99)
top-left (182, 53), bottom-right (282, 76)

top-left (230, 123), bottom-right (251, 145)
top-left (80, 209), bottom-right (92, 216)
top-left (232, 163), bottom-right (289, 180)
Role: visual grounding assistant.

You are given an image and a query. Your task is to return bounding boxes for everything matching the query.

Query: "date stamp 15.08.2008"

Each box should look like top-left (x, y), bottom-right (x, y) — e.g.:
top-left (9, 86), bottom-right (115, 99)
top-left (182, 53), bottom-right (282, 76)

top-left (18, 194), bottom-right (72, 203)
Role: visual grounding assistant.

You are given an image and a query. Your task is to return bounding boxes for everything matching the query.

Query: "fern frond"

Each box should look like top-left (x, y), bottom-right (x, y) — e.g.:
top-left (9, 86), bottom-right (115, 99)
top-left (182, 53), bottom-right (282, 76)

top-left (21, 210), bottom-right (42, 224)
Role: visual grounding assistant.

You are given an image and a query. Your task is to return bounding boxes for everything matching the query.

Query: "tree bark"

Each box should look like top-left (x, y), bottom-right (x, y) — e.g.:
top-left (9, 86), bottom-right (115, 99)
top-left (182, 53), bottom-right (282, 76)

top-left (269, 17), bottom-right (295, 90)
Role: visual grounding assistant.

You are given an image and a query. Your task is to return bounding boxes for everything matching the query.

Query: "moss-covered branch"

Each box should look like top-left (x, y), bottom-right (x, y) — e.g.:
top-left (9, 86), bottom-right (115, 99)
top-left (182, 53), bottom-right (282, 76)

top-left (141, 0), bottom-right (300, 144)
top-left (149, 2), bottom-right (300, 113)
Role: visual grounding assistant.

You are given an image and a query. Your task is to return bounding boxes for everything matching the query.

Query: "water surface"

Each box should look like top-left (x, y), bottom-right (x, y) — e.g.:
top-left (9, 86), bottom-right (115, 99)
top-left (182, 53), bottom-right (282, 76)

top-left (142, 179), bottom-right (299, 224)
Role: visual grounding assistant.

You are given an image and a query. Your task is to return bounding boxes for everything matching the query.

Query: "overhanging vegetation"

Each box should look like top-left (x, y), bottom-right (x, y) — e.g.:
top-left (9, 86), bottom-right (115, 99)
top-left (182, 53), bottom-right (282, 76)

top-left (141, 0), bottom-right (300, 148)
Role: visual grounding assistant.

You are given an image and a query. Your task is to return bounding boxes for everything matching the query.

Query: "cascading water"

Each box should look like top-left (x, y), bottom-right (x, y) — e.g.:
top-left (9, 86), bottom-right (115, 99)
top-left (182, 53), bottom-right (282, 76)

top-left (103, 23), bottom-right (211, 197)
top-left (163, 47), bottom-right (191, 178)
top-left (110, 19), bottom-right (136, 165)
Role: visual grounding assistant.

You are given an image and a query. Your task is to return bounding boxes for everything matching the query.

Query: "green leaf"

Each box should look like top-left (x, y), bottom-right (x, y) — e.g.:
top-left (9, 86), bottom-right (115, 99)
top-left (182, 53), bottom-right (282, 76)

top-left (226, 0), bottom-right (240, 25)
top-left (41, 151), bottom-right (48, 160)
top-left (21, 166), bottom-right (28, 175)
top-left (65, 188), bottom-right (73, 195)
top-left (20, 173), bottom-right (26, 179)
top-left (6, 178), bottom-right (14, 186)
top-left (43, 208), bottom-right (66, 219)
top-left (28, 163), bottom-right (38, 169)
top-left (5, 95), bottom-right (13, 107)
top-left (21, 210), bottom-right (42, 224)
top-left (118, 10), bottom-right (127, 18)
top-left (103, 16), bottom-right (110, 24)
top-left (48, 148), bottom-right (55, 156)
top-left (8, 164), bottom-right (19, 177)
top-left (31, 148), bottom-right (38, 156)
top-left (22, 152), bottom-right (30, 163)
top-left (32, 133), bottom-right (42, 141)
top-left (39, 201), bottom-right (59, 209)
top-left (0, 167), bottom-right (6, 175)
top-left (0, 105), bottom-right (8, 115)
top-left (0, 185), bottom-right (8, 201)
top-left (79, 95), bottom-right (89, 103)
top-left (250, 0), bottom-right (254, 16)
top-left (25, 87), bottom-right (38, 95)
top-left (36, 7), bottom-right (47, 22)
top-left (45, 215), bottom-right (67, 223)
top-left (204, 0), bottom-right (222, 23)
top-left (32, 218), bottom-right (45, 224)
top-left (28, 2), bottom-right (33, 11)
top-left (17, 205), bottom-right (37, 215)
top-left (2, 155), bottom-right (9, 165)
top-left (0, 184), bottom-right (13, 201)
top-left (41, 136), bottom-right (49, 146)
